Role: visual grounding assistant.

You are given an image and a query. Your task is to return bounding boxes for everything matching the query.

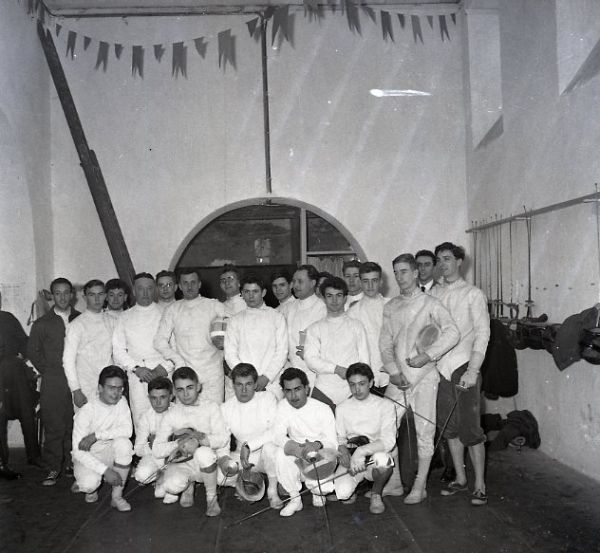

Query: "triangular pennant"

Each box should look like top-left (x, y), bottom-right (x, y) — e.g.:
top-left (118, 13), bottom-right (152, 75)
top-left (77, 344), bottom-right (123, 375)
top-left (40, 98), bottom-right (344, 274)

top-left (398, 14), bottom-right (406, 29)
top-left (247, 17), bottom-right (260, 38)
top-left (194, 37), bottom-right (207, 59)
top-left (303, 0), bottom-right (319, 14)
top-left (427, 15), bottom-right (434, 29)
top-left (439, 15), bottom-right (450, 42)
top-left (154, 44), bottom-right (165, 62)
top-left (345, 0), bottom-right (361, 35)
top-left (411, 15), bottom-right (423, 44)
top-left (56, 23), bottom-right (62, 37)
top-left (95, 41), bottom-right (109, 72)
top-left (451, 13), bottom-right (457, 25)
top-left (172, 42), bottom-right (187, 78)
top-left (115, 44), bottom-right (123, 60)
top-left (132, 45), bottom-right (144, 78)
top-left (34, 0), bottom-right (40, 10)
top-left (264, 6), bottom-right (276, 20)
top-left (84, 36), bottom-right (91, 50)
top-left (27, 0), bottom-right (34, 14)
top-left (218, 29), bottom-right (236, 70)
top-left (272, 5), bottom-right (290, 44)
top-left (38, 4), bottom-right (45, 26)
top-left (381, 11), bottom-right (394, 43)
top-left (362, 5), bottom-right (376, 24)
top-left (66, 31), bottom-right (76, 59)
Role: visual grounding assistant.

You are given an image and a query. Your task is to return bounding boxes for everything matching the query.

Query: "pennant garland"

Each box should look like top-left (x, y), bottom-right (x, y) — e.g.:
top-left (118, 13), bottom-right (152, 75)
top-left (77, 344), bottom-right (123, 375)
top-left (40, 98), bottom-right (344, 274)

top-left (25, 0), bottom-right (459, 78)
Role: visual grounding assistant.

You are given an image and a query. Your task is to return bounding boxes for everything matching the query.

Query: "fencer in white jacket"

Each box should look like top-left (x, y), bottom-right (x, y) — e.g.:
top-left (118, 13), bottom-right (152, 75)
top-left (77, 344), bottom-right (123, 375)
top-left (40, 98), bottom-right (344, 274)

top-left (224, 275), bottom-right (288, 399)
top-left (333, 363), bottom-right (397, 515)
top-left (346, 262), bottom-right (391, 389)
top-left (152, 367), bottom-right (229, 515)
top-left (304, 277), bottom-right (370, 407)
top-left (285, 266), bottom-right (327, 388)
top-left (219, 363), bottom-right (283, 509)
top-left (113, 273), bottom-right (172, 427)
top-left (272, 368), bottom-right (338, 517)
top-left (154, 270), bottom-right (226, 404)
top-left (63, 280), bottom-right (114, 409)
top-left (133, 377), bottom-right (172, 496)
top-left (71, 366), bottom-right (133, 512)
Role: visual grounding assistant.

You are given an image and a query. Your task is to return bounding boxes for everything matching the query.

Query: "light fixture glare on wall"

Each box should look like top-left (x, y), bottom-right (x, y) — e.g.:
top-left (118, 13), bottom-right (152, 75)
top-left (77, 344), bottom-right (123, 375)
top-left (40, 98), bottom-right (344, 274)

top-left (370, 89), bottom-right (431, 97)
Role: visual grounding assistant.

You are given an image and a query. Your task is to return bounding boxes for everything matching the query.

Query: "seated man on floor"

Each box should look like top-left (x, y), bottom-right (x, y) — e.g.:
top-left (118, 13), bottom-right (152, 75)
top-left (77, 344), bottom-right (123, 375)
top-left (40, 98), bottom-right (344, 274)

top-left (152, 367), bottom-right (229, 515)
top-left (218, 363), bottom-right (282, 509)
top-left (71, 365), bottom-right (133, 512)
top-left (133, 377), bottom-right (173, 496)
top-left (272, 368), bottom-right (338, 517)
top-left (333, 363), bottom-right (396, 514)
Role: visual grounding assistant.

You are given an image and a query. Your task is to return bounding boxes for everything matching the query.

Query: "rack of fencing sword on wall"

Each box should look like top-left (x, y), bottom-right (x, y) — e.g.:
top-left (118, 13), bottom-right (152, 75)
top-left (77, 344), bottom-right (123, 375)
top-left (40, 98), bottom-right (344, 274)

top-left (466, 186), bottom-right (600, 363)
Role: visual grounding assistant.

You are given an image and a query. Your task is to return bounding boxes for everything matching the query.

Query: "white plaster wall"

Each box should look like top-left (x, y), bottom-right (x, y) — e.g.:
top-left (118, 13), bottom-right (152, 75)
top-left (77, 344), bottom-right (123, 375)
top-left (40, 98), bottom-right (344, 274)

top-left (467, 0), bottom-right (600, 480)
top-left (0, 2), bottom-right (51, 324)
top-left (49, 10), bottom-right (467, 289)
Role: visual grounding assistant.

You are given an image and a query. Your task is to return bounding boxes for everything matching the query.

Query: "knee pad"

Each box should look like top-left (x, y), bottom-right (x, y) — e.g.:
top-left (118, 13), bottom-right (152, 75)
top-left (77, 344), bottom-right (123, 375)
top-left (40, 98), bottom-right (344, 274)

top-left (112, 437), bottom-right (134, 465)
top-left (194, 446), bottom-right (217, 469)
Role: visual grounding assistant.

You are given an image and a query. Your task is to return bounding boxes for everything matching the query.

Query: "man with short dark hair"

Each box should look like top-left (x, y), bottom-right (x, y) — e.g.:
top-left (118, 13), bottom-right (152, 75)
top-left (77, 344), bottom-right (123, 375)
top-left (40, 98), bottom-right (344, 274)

top-left (224, 274), bottom-right (288, 398)
top-left (63, 279), bottom-right (114, 409)
top-left (285, 265), bottom-right (327, 388)
top-left (347, 262), bottom-right (390, 391)
top-left (415, 250), bottom-right (437, 292)
top-left (272, 368), bottom-right (337, 517)
top-left (380, 253), bottom-right (459, 504)
top-left (219, 363), bottom-right (282, 509)
top-left (72, 365), bottom-right (133, 512)
top-left (152, 367), bottom-right (229, 513)
top-left (431, 242), bottom-right (491, 506)
top-left (304, 277), bottom-right (369, 409)
top-left (272, 272), bottom-right (296, 317)
top-left (113, 273), bottom-right (172, 427)
top-left (28, 278), bottom-right (81, 486)
top-left (155, 270), bottom-right (178, 310)
top-left (343, 260), bottom-right (364, 309)
top-left (333, 363), bottom-right (396, 514)
top-left (104, 279), bottom-right (130, 321)
top-left (154, 269), bottom-right (226, 404)
top-left (220, 265), bottom-right (246, 317)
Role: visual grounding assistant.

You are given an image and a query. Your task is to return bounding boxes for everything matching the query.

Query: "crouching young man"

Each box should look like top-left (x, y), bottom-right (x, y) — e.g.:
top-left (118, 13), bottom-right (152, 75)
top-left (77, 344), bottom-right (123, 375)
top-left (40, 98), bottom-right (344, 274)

top-left (333, 363), bottom-right (396, 514)
top-left (71, 365), bottom-right (133, 512)
top-left (219, 363), bottom-right (283, 509)
top-left (133, 377), bottom-right (173, 496)
top-left (272, 368), bottom-right (338, 517)
top-left (152, 367), bottom-right (229, 515)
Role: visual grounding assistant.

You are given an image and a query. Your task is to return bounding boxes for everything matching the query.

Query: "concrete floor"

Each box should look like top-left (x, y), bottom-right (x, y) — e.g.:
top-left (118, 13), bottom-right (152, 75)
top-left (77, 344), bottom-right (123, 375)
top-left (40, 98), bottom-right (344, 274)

top-left (1, 447), bottom-right (599, 553)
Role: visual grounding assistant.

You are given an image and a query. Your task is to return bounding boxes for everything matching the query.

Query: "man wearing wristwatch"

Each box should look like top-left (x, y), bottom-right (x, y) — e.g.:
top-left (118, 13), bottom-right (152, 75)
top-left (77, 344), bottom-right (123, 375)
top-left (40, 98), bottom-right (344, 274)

top-left (272, 368), bottom-right (337, 517)
top-left (431, 242), bottom-right (491, 506)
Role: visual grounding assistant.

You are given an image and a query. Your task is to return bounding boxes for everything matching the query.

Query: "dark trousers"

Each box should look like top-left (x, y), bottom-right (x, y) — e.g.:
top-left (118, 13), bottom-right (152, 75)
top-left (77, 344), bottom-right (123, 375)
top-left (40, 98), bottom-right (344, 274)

top-left (0, 359), bottom-right (40, 463)
top-left (40, 377), bottom-right (74, 471)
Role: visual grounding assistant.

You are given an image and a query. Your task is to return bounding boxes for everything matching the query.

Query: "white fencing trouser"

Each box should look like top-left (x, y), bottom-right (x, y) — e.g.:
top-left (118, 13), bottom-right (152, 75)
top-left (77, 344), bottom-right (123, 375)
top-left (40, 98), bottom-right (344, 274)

top-left (334, 451), bottom-right (394, 501)
top-left (134, 453), bottom-right (164, 484)
top-left (161, 446), bottom-right (217, 495)
top-left (127, 375), bottom-right (153, 430)
top-left (275, 448), bottom-right (335, 498)
top-left (197, 374), bottom-right (225, 405)
top-left (386, 371), bottom-right (439, 458)
top-left (218, 442), bottom-right (279, 486)
top-left (74, 438), bottom-right (134, 493)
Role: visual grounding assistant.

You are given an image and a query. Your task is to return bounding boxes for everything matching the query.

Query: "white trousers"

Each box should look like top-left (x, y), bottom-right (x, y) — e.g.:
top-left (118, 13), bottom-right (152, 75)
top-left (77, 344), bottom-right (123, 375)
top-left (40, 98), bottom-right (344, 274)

top-left (275, 448), bottom-right (335, 497)
top-left (74, 437), bottom-right (133, 493)
top-left (134, 453), bottom-right (164, 484)
top-left (386, 371), bottom-right (438, 458)
top-left (333, 451), bottom-right (393, 500)
top-left (161, 446), bottom-right (217, 495)
top-left (218, 442), bottom-right (279, 486)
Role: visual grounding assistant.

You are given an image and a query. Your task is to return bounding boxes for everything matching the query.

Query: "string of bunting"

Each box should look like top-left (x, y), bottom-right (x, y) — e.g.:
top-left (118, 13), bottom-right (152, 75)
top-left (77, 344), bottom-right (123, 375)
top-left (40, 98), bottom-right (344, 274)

top-left (24, 0), bottom-right (457, 77)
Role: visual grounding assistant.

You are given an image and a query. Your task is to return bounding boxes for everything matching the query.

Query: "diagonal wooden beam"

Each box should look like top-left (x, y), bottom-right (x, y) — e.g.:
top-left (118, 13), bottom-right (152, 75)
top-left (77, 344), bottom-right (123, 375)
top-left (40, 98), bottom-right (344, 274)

top-left (37, 21), bottom-right (135, 290)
